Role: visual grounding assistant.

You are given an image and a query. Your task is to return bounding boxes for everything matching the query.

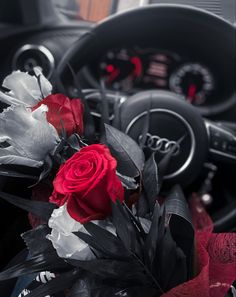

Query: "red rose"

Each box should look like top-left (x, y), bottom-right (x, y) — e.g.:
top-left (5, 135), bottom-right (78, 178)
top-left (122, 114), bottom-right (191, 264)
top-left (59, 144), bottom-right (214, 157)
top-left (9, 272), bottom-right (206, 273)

top-left (50, 144), bottom-right (124, 223)
top-left (33, 94), bottom-right (84, 136)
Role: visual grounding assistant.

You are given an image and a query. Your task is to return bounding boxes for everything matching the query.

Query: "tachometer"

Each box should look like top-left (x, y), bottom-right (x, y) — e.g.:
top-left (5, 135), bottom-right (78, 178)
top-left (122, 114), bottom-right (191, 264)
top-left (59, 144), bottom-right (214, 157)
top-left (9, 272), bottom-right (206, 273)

top-left (170, 63), bottom-right (214, 106)
top-left (99, 49), bottom-right (142, 92)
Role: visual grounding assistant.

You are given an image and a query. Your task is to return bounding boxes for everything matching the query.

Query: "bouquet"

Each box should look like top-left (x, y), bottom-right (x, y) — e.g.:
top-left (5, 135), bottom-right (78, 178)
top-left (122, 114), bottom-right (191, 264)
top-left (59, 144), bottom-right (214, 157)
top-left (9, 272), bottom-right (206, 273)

top-left (0, 69), bottom-right (235, 297)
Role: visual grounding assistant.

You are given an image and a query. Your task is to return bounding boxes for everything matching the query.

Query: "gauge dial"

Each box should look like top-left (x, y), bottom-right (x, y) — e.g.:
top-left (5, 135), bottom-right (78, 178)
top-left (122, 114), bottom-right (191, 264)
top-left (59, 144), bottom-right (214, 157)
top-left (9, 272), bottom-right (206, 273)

top-left (170, 63), bottom-right (214, 106)
top-left (99, 49), bottom-right (142, 92)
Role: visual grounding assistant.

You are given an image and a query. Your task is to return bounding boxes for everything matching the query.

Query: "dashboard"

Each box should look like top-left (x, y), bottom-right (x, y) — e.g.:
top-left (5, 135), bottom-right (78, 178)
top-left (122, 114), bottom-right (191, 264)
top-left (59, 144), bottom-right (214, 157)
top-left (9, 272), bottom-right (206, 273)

top-left (0, 5), bottom-right (235, 121)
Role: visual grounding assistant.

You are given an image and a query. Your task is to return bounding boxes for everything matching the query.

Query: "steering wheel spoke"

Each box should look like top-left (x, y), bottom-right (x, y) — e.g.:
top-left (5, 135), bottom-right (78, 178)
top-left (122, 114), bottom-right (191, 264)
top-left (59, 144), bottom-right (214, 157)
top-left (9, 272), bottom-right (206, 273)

top-left (205, 120), bottom-right (236, 163)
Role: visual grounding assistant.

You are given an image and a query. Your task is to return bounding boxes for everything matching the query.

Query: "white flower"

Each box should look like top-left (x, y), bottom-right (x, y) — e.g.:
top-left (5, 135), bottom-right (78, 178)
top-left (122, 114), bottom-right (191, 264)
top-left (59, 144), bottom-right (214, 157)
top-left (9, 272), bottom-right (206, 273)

top-left (0, 104), bottom-right (59, 167)
top-left (47, 204), bottom-right (117, 260)
top-left (0, 68), bottom-right (52, 107)
top-left (47, 204), bottom-right (95, 260)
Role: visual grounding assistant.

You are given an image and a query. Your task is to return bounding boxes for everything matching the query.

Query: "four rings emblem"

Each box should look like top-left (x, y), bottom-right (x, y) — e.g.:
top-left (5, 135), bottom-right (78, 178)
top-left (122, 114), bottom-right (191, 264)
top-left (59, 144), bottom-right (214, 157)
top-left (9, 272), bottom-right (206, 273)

top-left (139, 133), bottom-right (180, 156)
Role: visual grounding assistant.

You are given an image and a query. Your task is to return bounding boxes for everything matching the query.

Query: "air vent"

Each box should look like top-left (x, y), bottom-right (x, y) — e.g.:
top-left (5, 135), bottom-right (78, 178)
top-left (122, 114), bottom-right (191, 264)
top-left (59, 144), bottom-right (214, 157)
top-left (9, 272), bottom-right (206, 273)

top-left (12, 44), bottom-right (55, 78)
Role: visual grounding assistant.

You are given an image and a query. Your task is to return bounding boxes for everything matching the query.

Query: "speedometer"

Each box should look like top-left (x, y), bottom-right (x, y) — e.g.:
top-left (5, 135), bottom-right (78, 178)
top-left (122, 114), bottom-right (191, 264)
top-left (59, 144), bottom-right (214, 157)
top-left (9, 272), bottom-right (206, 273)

top-left (169, 63), bottom-right (214, 106)
top-left (99, 49), bottom-right (143, 92)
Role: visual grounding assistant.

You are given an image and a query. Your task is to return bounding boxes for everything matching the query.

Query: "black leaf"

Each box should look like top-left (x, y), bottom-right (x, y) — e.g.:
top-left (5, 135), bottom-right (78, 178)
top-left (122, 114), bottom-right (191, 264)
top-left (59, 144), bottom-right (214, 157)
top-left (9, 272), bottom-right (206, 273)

top-left (0, 252), bottom-right (70, 281)
top-left (116, 172), bottom-right (138, 190)
top-left (143, 153), bottom-right (160, 213)
top-left (105, 124), bottom-right (145, 177)
top-left (157, 227), bottom-right (186, 291)
top-left (136, 193), bottom-right (150, 218)
top-left (26, 269), bottom-right (80, 297)
top-left (114, 286), bottom-right (158, 297)
top-left (65, 259), bottom-right (145, 284)
top-left (68, 275), bottom-right (119, 297)
top-left (0, 191), bottom-right (58, 222)
top-left (81, 222), bottom-right (130, 259)
top-left (122, 203), bottom-right (146, 239)
top-left (165, 185), bottom-right (194, 278)
top-left (67, 134), bottom-right (82, 151)
top-left (0, 167), bottom-right (38, 180)
top-left (21, 225), bottom-right (54, 257)
top-left (144, 203), bottom-right (161, 269)
top-left (30, 155), bottom-right (53, 187)
top-left (164, 247), bottom-right (187, 291)
top-left (111, 201), bottom-right (143, 258)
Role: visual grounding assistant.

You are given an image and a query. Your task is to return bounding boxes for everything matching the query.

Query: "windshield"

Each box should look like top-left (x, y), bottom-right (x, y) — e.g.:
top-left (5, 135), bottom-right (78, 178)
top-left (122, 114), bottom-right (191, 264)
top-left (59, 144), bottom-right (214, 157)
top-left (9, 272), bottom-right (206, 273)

top-left (53, 0), bottom-right (115, 22)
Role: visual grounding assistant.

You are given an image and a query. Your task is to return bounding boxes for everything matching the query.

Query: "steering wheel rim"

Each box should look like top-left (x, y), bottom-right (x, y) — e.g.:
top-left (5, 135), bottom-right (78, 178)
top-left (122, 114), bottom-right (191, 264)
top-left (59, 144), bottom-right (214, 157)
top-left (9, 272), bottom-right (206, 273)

top-left (57, 4), bottom-right (234, 82)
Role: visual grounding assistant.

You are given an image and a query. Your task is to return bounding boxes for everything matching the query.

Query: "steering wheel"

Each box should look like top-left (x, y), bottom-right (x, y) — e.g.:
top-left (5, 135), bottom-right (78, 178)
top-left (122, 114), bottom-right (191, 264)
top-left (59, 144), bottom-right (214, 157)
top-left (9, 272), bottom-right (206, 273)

top-left (57, 5), bottom-right (236, 229)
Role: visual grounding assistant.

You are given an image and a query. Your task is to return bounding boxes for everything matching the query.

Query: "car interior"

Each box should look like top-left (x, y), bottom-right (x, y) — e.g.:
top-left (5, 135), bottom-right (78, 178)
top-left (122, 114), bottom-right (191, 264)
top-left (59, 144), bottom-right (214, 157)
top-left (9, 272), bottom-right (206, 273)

top-left (0, 0), bottom-right (235, 293)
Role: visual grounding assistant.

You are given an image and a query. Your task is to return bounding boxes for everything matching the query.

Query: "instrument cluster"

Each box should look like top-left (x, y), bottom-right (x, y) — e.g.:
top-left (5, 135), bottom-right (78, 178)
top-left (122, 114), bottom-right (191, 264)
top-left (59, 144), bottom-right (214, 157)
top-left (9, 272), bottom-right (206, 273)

top-left (93, 47), bottom-right (216, 109)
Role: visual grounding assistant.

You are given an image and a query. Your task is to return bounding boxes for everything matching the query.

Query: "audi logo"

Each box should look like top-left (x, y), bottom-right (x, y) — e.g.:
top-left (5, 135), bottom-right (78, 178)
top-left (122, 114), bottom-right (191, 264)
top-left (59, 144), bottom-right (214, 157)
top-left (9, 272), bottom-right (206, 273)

top-left (139, 133), bottom-right (180, 156)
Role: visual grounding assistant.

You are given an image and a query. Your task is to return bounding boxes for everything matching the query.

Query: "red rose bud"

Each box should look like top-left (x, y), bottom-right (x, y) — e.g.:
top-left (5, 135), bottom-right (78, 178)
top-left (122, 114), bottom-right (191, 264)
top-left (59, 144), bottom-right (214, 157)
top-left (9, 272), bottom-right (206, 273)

top-left (33, 94), bottom-right (84, 136)
top-left (50, 144), bottom-right (124, 223)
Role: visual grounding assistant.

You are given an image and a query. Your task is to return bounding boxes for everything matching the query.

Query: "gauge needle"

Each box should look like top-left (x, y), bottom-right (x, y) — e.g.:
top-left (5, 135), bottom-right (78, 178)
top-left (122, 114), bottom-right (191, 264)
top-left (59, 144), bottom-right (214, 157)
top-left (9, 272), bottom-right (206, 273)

top-left (107, 67), bottom-right (120, 83)
top-left (187, 84), bottom-right (197, 103)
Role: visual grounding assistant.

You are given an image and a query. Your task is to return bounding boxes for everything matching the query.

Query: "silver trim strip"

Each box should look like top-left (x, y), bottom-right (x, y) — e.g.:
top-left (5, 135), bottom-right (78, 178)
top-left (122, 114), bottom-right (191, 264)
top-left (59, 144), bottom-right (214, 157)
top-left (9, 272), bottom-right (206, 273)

top-left (12, 44), bottom-right (55, 78)
top-left (125, 109), bottom-right (196, 179)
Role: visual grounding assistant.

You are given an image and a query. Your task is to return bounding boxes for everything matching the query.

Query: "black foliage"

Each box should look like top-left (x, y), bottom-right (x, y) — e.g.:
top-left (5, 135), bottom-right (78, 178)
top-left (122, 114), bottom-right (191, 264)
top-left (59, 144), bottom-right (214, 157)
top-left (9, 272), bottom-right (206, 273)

top-left (114, 286), bottom-right (158, 297)
top-left (26, 269), bottom-right (81, 297)
top-left (0, 164), bottom-right (40, 179)
top-left (68, 276), bottom-right (119, 297)
top-left (0, 191), bottom-right (58, 222)
top-left (69, 276), bottom-right (157, 297)
top-left (51, 137), bottom-right (67, 165)
top-left (156, 227), bottom-right (187, 291)
top-left (0, 252), bottom-right (70, 281)
top-left (165, 185), bottom-right (194, 278)
top-left (71, 198), bottom-right (192, 295)
top-left (116, 172), bottom-right (138, 190)
top-left (111, 201), bottom-right (143, 259)
top-left (76, 222), bottom-right (130, 260)
top-left (105, 124), bottom-right (145, 177)
top-left (73, 202), bottom-right (164, 294)
top-left (136, 194), bottom-right (149, 218)
top-left (144, 203), bottom-right (161, 269)
top-left (66, 134), bottom-right (82, 151)
top-left (143, 153), bottom-right (160, 213)
top-left (30, 155), bottom-right (53, 187)
top-left (21, 225), bottom-right (54, 257)
top-left (66, 259), bottom-right (146, 285)
top-left (0, 167), bottom-right (38, 180)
